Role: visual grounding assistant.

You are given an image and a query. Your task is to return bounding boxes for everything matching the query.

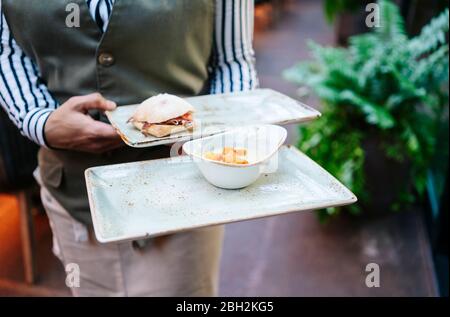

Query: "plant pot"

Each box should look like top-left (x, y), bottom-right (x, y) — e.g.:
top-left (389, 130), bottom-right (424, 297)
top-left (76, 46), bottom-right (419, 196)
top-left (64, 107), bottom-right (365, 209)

top-left (335, 11), bottom-right (370, 45)
top-left (361, 134), bottom-right (412, 215)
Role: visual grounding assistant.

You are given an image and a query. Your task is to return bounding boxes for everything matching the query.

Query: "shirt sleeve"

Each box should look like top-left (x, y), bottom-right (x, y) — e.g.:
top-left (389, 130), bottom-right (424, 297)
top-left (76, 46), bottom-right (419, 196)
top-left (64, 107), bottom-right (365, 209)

top-left (209, 0), bottom-right (259, 94)
top-left (0, 3), bottom-right (58, 147)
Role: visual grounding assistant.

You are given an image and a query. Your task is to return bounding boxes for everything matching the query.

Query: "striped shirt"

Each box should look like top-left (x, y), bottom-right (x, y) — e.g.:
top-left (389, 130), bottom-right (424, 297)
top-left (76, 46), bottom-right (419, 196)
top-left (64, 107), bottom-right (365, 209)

top-left (0, 0), bottom-right (258, 147)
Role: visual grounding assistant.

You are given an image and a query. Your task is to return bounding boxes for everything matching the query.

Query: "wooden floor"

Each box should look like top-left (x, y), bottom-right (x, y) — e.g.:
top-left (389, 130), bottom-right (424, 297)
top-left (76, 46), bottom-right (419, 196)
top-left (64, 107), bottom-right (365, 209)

top-left (0, 0), bottom-right (439, 297)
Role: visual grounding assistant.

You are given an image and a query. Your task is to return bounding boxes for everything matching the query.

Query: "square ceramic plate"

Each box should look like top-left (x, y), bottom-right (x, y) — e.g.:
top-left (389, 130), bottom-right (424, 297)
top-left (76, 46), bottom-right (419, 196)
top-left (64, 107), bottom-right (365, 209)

top-left (105, 88), bottom-right (321, 148)
top-left (85, 146), bottom-right (357, 243)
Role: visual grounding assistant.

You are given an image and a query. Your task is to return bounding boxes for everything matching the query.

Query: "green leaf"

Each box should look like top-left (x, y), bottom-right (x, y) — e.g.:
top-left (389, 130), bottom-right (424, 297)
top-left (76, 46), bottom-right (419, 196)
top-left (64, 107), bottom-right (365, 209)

top-left (377, 0), bottom-right (407, 41)
top-left (282, 62), bottom-right (324, 87)
top-left (412, 45), bottom-right (449, 84)
top-left (409, 8), bottom-right (449, 58)
top-left (323, 0), bottom-right (338, 24)
top-left (323, 0), bottom-right (363, 24)
top-left (339, 90), bottom-right (395, 128)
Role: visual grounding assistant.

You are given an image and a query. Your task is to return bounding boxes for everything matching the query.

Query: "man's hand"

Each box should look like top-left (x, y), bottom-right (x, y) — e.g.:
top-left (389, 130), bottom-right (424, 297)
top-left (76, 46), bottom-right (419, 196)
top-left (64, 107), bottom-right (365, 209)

top-left (44, 93), bottom-right (124, 153)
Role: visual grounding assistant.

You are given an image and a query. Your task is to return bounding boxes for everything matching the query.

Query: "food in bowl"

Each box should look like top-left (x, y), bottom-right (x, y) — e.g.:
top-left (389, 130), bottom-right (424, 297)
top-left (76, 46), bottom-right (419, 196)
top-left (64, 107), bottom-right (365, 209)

top-left (128, 93), bottom-right (195, 137)
top-left (204, 147), bottom-right (249, 165)
top-left (183, 125), bottom-right (288, 189)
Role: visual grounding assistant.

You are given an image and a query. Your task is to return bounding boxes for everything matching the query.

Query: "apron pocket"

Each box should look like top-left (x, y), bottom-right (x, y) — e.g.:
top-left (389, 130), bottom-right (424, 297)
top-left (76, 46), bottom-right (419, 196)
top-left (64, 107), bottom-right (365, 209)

top-left (38, 149), bottom-right (64, 188)
top-left (42, 163), bottom-right (63, 188)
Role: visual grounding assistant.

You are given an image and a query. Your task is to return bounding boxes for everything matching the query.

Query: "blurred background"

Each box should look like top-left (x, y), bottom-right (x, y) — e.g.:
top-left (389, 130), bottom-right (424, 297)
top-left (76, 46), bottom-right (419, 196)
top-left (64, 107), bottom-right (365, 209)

top-left (0, 0), bottom-right (448, 296)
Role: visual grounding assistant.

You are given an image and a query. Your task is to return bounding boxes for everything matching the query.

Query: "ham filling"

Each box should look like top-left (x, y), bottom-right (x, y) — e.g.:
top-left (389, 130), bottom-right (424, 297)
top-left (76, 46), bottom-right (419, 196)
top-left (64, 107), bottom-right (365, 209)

top-left (141, 112), bottom-right (193, 130)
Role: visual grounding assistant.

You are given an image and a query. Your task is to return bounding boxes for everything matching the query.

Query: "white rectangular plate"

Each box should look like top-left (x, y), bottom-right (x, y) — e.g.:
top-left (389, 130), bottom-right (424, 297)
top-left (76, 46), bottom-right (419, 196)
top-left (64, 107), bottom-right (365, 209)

top-left (106, 88), bottom-right (321, 147)
top-left (85, 146), bottom-right (357, 243)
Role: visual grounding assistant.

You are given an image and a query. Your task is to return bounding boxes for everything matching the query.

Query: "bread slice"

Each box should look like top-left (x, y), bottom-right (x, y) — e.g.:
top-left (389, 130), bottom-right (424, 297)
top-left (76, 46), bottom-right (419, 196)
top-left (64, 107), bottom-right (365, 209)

top-left (131, 94), bottom-right (195, 124)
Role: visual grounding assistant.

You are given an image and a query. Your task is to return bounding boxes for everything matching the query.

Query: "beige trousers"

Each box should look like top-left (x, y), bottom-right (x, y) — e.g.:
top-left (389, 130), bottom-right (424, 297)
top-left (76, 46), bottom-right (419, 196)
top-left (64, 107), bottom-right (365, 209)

top-left (39, 185), bottom-right (224, 297)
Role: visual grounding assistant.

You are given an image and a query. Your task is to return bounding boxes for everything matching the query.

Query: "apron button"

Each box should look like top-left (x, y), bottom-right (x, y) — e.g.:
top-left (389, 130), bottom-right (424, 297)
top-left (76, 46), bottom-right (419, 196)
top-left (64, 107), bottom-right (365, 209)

top-left (98, 53), bottom-right (115, 67)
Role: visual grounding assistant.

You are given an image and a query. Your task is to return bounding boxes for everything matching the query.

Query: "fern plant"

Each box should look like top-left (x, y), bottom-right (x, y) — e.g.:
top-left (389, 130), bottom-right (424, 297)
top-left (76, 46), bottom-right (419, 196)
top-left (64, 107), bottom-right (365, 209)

top-left (284, 0), bottom-right (449, 219)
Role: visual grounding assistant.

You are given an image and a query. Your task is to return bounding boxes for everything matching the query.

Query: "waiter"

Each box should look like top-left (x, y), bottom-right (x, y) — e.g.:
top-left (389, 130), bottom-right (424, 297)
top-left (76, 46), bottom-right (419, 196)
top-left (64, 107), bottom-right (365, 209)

top-left (0, 0), bottom-right (258, 296)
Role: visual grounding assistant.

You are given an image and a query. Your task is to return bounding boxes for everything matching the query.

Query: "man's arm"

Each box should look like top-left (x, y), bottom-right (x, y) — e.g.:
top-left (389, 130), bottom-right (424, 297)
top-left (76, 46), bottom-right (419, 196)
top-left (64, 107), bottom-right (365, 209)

top-left (0, 3), bottom-right (57, 146)
top-left (0, 2), bottom-right (121, 153)
top-left (209, 0), bottom-right (259, 94)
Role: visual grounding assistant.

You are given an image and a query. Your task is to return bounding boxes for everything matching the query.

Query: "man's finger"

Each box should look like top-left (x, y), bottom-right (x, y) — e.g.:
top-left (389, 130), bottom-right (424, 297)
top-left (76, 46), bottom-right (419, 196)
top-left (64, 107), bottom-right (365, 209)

top-left (72, 93), bottom-right (117, 112)
top-left (90, 121), bottom-right (120, 139)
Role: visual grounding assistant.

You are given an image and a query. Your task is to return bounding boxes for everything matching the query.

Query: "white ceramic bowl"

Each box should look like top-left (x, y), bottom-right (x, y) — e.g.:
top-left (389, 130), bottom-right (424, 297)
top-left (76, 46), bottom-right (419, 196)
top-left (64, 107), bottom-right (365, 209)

top-left (183, 125), bottom-right (287, 189)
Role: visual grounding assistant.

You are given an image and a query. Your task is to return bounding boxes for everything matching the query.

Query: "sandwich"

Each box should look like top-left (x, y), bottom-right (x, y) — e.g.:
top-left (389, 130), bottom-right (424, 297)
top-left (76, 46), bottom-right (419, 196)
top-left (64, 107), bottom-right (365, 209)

top-left (128, 93), bottom-right (195, 137)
